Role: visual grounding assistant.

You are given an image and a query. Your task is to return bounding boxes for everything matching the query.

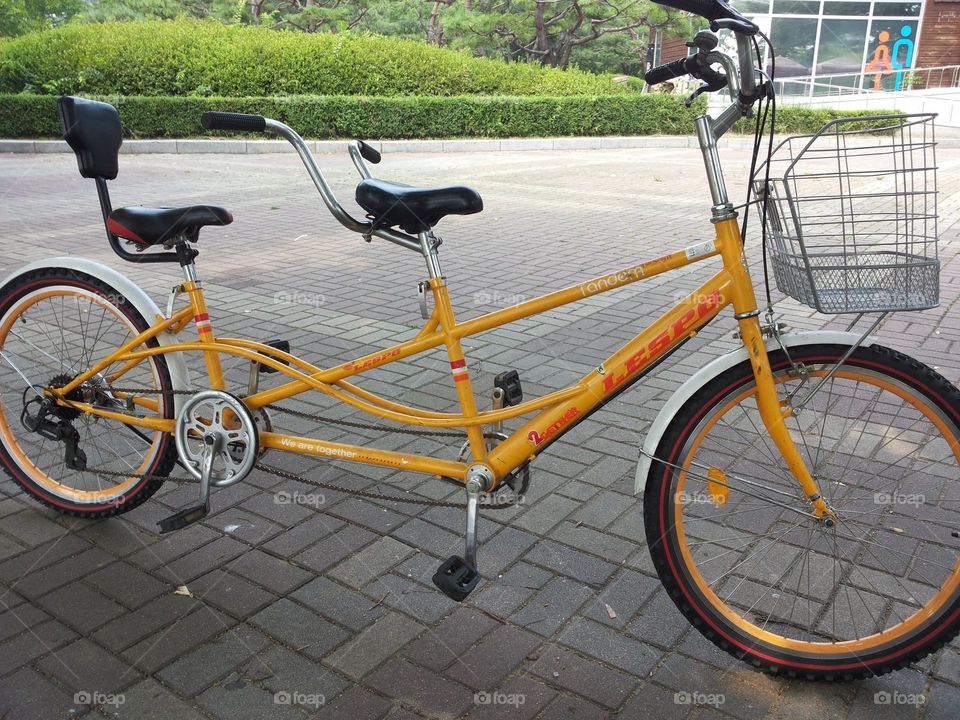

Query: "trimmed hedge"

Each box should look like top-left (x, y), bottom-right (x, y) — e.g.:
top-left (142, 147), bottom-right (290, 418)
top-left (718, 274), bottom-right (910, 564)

top-left (0, 19), bottom-right (633, 98)
top-left (0, 93), bottom-right (703, 138)
top-left (0, 93), bottom-right (886, 140)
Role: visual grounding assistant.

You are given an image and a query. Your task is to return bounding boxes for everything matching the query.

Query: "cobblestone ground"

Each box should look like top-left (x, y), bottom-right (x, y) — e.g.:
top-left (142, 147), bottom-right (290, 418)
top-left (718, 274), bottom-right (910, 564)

top-left (0, 144), bottom-right (958, 720)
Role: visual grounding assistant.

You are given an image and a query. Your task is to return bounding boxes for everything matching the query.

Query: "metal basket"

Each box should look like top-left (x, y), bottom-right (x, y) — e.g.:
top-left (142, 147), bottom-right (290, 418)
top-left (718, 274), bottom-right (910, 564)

top-left (756, 113), bottom-right (939, 314)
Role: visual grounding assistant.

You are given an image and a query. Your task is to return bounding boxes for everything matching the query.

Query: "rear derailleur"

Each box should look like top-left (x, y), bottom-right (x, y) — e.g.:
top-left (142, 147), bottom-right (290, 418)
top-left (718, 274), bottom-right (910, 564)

top-left (21, 385), bottom-right (87, 471)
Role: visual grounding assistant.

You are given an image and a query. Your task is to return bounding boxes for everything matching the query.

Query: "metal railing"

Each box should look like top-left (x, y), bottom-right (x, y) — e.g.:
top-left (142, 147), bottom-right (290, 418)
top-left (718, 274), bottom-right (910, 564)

top-left (771, 65), bottom-right (960, 99)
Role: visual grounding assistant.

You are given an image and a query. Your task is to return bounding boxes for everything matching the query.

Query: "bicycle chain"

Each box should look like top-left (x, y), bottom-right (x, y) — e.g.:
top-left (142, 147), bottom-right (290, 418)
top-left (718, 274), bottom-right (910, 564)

top-left (57, 386), bottom-right (530, 510)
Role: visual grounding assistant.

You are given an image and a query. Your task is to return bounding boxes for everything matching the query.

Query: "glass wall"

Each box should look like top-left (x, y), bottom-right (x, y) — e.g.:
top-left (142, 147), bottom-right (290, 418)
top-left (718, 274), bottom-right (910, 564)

top-left (732, 0), bottom-right (924, 93)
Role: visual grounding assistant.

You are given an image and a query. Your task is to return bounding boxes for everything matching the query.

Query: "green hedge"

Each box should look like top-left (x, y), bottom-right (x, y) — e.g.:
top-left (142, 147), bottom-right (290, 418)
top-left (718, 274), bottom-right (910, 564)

top-left (0, 93), bottom-right (703, 138)
top-left (0, 19), bottom-right (633, 97)
top-left (0, 93), bottom-right (883, 140)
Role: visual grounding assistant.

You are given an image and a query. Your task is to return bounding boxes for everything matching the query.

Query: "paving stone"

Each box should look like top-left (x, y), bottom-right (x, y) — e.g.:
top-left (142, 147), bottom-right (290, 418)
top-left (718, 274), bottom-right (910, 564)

top-left (0, 510), bottom-right (71, 546)
top-left (249, 598), bottom-right (350, 660)
top-left (524, 541), bottom-right (618, 586)
top-left (157, 624), bottom-right (271, 696)
top-left (188, 568), bottom-right (278, 619)
top-left (0, 534), bottom-right (90, 586)
top-left (0, 666), bottom-right (77, 720)
top-left (158, 536), bottom-right (249, 584)
top-left (467, 674), bottom-right (557, 720)
top-left (0, 618), bottom-right (77, 676)
top-left (38, 582), bottom-right (127, 633)
top-left (291, 576), bottom-right (387, 631)
top-left (9, 546), bottom-right (114, 599)
top-left (364, 572), bottom-right (458, 623)
top-left (0, 601), bottom-right (49, 642)
top-left (530, 645), bottom-right (636, 709)
top-left (558, 618), bottom-right (662, 677)
top-left (93, 593), bottom-right (197, 652)
top-left (261, 515), bottom-right (346, 556)
top-left (615, 682), bottom-right (694, 720)
top-left (245, 644), bottom-right (350, 705)
top-left (327, 536), bottom-right (415, 589)
top-left (541, 692), bottom-right (612, 720)
top-left (444, 623), bottom-right (541, 689)
top-left (37, 637), bottom-right (140, 695)
top-left (294, 524), bottom-right (376, 573)
top-left (196, 680), bottom-right (305, 720)
top-left (510, 576), bottom-right (594, 636)
top-left (83, 561), bottom-right (170, 609)
top-left (98, 678), bottom-right (209, 720)
top-left (324, 610), bottom-right (423, 679)
top-left (313, 684), bottom-right (392, 720)
top-left (367, 657), bottom-right (474, 718)
top-left (120, 606), bottom-right (233, 673)
top-left (403, 606), bottom-right (501, 672)
top-left (227, 549), bottom-right (312, 594)
top-left (582, 569), bottom-right (659, 630)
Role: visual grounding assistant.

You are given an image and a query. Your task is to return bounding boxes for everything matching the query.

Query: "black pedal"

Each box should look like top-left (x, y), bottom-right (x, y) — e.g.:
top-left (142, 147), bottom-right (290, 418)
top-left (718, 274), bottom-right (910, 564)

top-left (158, 503), bottom-right (209, 534)
top-left (259, 340), bottom-right (290, 374)
top-left (494, 370), bottom-right (523, 406)
top-left (432, 555), bottom-right (480, 602)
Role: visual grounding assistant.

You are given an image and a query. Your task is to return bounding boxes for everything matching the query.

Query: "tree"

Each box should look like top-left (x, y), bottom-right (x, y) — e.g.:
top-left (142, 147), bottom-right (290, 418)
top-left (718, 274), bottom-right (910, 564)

top-left (442, 0), bottom-right (689, 68)
top-left (1, 0), bottom-right (83, 36)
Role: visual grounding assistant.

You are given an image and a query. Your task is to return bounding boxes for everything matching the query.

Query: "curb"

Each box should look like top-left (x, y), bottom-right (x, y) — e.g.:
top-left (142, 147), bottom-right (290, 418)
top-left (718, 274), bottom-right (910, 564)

top-left (0, 135), bottom-right (763, 155)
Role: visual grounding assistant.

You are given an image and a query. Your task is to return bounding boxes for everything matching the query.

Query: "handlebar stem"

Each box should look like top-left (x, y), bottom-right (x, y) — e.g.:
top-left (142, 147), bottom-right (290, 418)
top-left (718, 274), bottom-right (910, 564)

top-left (263, 119), bottom-right (421, 253)
top-left (348, 140), bottom-right (374, 180)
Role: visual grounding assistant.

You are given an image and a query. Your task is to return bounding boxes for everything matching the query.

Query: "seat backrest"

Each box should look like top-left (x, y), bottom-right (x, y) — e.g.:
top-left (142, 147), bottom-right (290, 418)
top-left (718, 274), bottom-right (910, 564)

top-left (57, 96), bottom-right (123, 180)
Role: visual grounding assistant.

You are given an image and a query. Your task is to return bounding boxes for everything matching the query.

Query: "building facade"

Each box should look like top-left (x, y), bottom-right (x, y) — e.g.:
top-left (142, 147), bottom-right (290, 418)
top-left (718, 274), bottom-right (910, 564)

top-left (654, 0), bottom-right (960, 94)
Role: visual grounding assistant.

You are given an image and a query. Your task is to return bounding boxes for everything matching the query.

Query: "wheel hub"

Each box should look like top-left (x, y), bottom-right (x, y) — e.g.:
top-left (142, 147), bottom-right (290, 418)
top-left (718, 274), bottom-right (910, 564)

top-left (46, 373), bottom-right (84, 422)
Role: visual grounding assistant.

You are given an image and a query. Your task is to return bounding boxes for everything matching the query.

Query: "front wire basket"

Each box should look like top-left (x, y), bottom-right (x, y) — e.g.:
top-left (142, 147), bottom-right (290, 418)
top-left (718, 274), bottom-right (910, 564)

top-left (756, 113), bottom-right (939, 314)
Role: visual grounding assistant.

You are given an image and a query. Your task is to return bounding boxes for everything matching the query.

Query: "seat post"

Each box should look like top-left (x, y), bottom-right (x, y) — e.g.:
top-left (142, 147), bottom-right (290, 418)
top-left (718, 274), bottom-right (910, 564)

top-left (418, 231), bottom-right (443, 279)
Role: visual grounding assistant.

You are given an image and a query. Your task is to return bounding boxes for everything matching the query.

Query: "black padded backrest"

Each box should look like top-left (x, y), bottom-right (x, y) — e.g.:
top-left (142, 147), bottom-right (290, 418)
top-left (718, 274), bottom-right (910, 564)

top-left (57, 96), bottom-right (123, 180)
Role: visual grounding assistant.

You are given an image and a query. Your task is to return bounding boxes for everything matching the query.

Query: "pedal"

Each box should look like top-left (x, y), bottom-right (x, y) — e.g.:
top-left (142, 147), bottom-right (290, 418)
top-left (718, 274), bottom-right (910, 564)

top-left (158, 432), bottom-right (217, 534)
top-left (258, 340), bottom-right (290, 374)
top-left (432, 555), bottom-right (480, 602)
top-left (158, 503), bottom-right (209, 533)
top-left (494, 370), bottom-right (523, 406)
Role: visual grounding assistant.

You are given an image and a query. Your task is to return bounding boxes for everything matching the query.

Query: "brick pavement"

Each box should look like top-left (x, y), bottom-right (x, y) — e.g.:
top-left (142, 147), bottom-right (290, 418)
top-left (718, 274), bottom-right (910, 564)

top-left (0, 144), bottom-right (958, 720)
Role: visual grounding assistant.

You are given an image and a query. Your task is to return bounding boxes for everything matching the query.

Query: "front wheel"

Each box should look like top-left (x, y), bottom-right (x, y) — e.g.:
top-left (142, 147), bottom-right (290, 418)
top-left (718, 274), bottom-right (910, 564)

top-left (644, 343), bottom-right (960, 679)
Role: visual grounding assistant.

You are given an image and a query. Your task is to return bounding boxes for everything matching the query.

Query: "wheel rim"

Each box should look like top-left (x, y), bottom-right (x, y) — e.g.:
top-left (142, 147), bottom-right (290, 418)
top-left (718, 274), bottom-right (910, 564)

top-left (0, 284), bottom-right (168, 505)
top-left (667, 358), bottom-right (960, 657)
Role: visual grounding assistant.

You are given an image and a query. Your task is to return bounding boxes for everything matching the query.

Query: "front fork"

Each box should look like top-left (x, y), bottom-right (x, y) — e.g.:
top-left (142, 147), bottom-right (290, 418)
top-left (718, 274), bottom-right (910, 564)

top-left (715, 219), bottom-right (833, 520)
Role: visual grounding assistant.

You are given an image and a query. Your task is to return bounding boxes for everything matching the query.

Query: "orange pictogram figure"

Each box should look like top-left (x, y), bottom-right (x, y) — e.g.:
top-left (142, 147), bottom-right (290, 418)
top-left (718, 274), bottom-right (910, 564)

top-left (865, 31), bottom-right (894, 90)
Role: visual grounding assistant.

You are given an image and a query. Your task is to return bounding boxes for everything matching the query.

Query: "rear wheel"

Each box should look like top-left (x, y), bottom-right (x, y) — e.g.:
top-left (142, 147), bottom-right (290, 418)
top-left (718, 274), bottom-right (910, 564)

top-left (644, 343), bottom-right (960, 679)
top-left (0, 268), bottom-right (177, 516)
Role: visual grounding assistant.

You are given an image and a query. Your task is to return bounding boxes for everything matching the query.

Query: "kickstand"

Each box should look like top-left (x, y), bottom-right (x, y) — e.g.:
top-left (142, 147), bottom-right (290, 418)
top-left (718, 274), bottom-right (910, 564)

top-left (432, 474), bottom-right (483, 601)
top-left (158, 434), bottom-right (221, 534)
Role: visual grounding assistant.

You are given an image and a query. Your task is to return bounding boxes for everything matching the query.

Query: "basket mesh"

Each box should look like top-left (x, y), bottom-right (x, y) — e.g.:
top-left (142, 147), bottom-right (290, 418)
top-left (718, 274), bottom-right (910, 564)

top-left (756, 114), bottom-right (939, 314)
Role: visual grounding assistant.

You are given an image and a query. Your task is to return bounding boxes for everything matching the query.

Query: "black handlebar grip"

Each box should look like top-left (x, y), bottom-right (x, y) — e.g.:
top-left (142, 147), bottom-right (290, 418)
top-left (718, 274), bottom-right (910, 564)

top-left (654, 0), bottom-right (724, 19)
top-left (357, 140), bottom-right (381, 164)
top-left (645, 57), bottom-right (692, 86)
top-left (201, 111), bottom-right (267, 133)
top-left (653, 0), bottom-right (757, 32)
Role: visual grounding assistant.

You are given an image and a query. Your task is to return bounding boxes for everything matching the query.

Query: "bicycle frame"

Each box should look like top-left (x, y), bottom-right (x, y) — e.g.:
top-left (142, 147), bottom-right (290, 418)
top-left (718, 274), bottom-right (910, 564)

top-left (54, 215), bottom-right (831, 516)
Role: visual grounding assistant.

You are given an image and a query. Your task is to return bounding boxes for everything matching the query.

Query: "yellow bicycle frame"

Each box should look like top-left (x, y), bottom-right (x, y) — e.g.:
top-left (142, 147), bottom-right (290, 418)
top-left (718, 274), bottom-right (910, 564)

top-left (55, 217), bottom-right (829, 515)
